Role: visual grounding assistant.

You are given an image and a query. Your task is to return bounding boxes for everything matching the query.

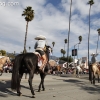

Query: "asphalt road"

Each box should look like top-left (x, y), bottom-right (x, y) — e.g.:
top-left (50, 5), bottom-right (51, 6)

top-left (0, 73), bottom-right (100, 100)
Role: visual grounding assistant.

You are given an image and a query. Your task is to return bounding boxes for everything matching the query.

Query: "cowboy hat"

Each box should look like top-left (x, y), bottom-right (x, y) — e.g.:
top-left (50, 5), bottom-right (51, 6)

top-left (35, 35), bottom-right (46, 40)
top-left (91, 53), bottom-right (95, 56)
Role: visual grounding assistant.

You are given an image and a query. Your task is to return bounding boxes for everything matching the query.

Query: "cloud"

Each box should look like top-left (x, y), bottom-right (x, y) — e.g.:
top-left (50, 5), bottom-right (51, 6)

top-left (0, 0), bottom-right (100, 61)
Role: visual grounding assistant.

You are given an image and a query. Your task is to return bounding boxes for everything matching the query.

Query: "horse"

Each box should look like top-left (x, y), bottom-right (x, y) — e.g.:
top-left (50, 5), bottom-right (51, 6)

top-left (50, 65), bottom-right (61, 75)
top-left (11, 45), bottom-right (52, 98)
top-left (89, 63), bottom-right (100, 85)
top-left (0, 56), bottom-right (11, 76)
top-left (76, 64), bottom-right (83, 77)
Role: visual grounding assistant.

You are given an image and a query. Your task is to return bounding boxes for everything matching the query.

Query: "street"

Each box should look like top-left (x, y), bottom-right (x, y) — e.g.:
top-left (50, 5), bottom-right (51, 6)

top-left (0, 73), bottom-right (100, 100)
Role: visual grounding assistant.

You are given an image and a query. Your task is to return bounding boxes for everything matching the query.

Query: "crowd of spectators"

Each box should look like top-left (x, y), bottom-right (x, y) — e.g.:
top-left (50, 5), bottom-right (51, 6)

top-left (3, 61), bottom-right (13, 73)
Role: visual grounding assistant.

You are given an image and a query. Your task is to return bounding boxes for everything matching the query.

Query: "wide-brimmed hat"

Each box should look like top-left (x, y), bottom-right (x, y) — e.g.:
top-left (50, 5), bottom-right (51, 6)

top-left (91, 53), bottom-right (95, 56)
top-left (35, 35), bottom-right (46, 40)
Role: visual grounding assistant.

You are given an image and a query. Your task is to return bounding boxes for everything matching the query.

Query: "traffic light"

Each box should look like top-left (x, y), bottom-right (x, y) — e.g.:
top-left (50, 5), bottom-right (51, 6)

top-left (72, 49), bottom-right (77, 56)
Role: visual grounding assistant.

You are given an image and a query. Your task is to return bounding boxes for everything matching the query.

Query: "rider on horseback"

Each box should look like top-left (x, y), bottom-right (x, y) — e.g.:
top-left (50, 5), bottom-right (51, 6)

top-left (34, 35), bottom-right (47, 72)
top-left (91, 53), bottom-right (99, 64)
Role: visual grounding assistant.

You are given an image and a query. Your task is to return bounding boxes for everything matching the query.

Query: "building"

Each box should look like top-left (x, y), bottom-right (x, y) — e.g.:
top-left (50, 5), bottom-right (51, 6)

top-left (82, 57), bottom-right (88, 69)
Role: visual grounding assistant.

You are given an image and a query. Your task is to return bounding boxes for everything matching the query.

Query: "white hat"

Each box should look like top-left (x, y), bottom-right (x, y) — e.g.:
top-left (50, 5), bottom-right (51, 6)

top-left (35, 35), bottom-right (46, 40)
top-left (91, 53), bottom-right (95, 56)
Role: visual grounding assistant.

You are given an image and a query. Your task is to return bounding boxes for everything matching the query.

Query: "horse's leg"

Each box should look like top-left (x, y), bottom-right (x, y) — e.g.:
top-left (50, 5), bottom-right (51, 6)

top-left (78, 69), bottom-right (80, 77)
top-left (91, 72), bottom-right (93, 84)
top-left (93, 72), bottom-right (95, 85)
top-left (38, 73), bottom-right (46, 92)
top-left (97, 73), bottom-right (100, 83)
top-left (28, 71), bottom-right (35, 98)
top-left (76, 69), bottom-right (78, 77)
top-left (17, 73), bottom-right (23, 96)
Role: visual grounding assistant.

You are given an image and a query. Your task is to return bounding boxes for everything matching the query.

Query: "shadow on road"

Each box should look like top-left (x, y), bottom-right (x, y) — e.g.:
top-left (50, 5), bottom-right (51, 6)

top-left (53, 74), bottom-right (100, 95)
top-left (63, 79), bottom-right (100, 93)
top-left (0, 80), bottom-right (17, 97)
top-left (0, 80), bottom-right (40, 98)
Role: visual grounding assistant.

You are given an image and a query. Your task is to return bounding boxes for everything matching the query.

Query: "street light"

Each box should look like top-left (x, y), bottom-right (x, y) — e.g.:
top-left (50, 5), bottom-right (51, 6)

top-left (74, 42), bottom-right (80, 65)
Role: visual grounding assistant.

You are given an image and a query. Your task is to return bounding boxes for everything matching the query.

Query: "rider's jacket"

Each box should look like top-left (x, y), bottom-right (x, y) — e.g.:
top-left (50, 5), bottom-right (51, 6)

top-left (34, 40), bottom-right (46, 51)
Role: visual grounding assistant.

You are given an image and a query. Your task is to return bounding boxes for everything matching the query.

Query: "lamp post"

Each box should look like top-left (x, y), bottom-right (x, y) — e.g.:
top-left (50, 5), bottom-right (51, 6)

top-left (74, 42), bottom-right (80, 65)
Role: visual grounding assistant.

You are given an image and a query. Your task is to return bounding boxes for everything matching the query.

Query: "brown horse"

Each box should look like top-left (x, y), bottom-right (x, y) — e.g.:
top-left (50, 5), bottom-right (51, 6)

top-left (0, 57), bottom-right (11, 76)
top-left (90, 63), bottom-right (100, 85)
top-left (50, 65), bottom-right (67, 75)
top-left (55, 65), bottom-right (62, 75)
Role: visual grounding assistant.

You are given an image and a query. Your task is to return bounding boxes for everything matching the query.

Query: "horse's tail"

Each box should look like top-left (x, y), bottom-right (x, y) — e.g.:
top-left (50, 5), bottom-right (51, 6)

top-left (11, 54), bottom-right (22, 90)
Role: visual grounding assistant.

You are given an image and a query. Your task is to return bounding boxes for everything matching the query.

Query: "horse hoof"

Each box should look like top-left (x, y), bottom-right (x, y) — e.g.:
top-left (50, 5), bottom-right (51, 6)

top-left (38, 90), bottom-right (40, 92)
top-left (42, 88), bottom-right (45, 91)
top-left (31, 95), bottom-right (35, 98)
top-left (17, 93), bottom-right (22, 96)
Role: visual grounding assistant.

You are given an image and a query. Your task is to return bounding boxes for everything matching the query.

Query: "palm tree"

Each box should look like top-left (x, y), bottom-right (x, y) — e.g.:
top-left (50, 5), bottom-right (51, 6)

top-left (22, 6), bottom-right (34, 53)
top-left (78, 36), bottom-right (82, 43)
top-left (52, 42), bottom-right (55, 47)
top-left (29, 46), bottom-right (31, 52)
top-left (52, 42), bottom-right (55, 55)
top-left (96, 28), bottom-right (100, 53)
top-left (62, 49), bottom-right (66, 57)
top-left (61, 49), bottom-right (63, 57)
top-left (64, 39), bottom-right (67, 52)
top-left (77, 36), bottom-right (82, 59)
top-left (61, 49), bottom-right (66, 57)
top-left (87, 0), bottom-right (94, 81)
top-left (67, 0), bottom-right (72, 66)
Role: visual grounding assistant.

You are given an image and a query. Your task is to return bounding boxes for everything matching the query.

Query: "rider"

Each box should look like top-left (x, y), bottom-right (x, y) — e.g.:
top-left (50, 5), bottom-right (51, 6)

top-left (34, 35), bottom-right (47, 72)
top-left (91, 53), bottom-right (99, 64)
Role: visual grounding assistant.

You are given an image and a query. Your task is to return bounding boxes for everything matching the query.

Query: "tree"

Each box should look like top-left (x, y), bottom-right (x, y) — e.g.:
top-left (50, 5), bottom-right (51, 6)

top-left (0, 50), bottom-right (6, 56)
top-left (60, 49), bottom-right (66, 57)
top-left (78, 36), bottom-right (82, 43)
top-left (22, 6), bottom-right (34, 53)
top-left (96, 28), bottom-right (100, 53)
top-left (67, 0), bottom-right (72, 64)
top-left (52, 42), bottom-right (55, 47)
top-left (61, 49), bottom-right (63, 57)
top-left (52, 42), bottom-right (55, 55)
top-left (64, 39), bottom-right (67, 53)
top-left (29, 46), bottom-right (31, 52)
top-left (62, 49), bottom-right (66, 57)
top-left (77, 36), bottom-right (82, 59)
top-left (87, 0), bottom-right (94, 81)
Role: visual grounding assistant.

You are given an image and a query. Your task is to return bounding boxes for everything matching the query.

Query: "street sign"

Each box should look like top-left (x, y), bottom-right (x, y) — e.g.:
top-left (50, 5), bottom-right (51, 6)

top-left (72, 49), bottom-right (77, 56)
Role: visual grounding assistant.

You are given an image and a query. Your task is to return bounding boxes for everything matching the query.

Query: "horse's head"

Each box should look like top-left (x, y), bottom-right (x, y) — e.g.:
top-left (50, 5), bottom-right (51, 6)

top-left (45, 45), bottom-right (52, 54)
top-left (6, 57), bottom-right (11, 63)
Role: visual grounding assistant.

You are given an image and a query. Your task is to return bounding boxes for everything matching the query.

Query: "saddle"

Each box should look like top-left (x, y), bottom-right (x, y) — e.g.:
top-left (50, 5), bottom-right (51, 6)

top-left (33, 52), bottom-right (43, 67)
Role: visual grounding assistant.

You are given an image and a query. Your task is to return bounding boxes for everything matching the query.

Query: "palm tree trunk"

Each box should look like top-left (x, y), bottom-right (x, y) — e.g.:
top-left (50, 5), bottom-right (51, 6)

top-left (64, 43), bottom-right (65, 51)
top-left (67, 0), bottom-right (72, 67)
top-left (24, 21), bottom-right (28, 53)
top-left (96, 34), bottom-right (99, 54)
top-left (88, 5), bottom-right (91, 81)
top-left (77, 44), bottom-right (79, 59)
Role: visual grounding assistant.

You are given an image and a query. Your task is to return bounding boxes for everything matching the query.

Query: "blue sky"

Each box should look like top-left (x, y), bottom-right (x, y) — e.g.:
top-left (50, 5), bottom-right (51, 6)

top-left (0, 0), bottom-right (100, 61)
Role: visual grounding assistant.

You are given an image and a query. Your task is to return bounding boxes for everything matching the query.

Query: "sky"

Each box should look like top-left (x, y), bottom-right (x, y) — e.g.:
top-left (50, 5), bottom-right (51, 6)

top-left (0, 0), bottom-right (100, 61)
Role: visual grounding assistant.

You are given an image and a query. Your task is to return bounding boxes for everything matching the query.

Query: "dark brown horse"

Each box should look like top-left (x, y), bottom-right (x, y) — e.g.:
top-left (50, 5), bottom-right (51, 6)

top-left (11, 45), bottom-right (52, 98)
